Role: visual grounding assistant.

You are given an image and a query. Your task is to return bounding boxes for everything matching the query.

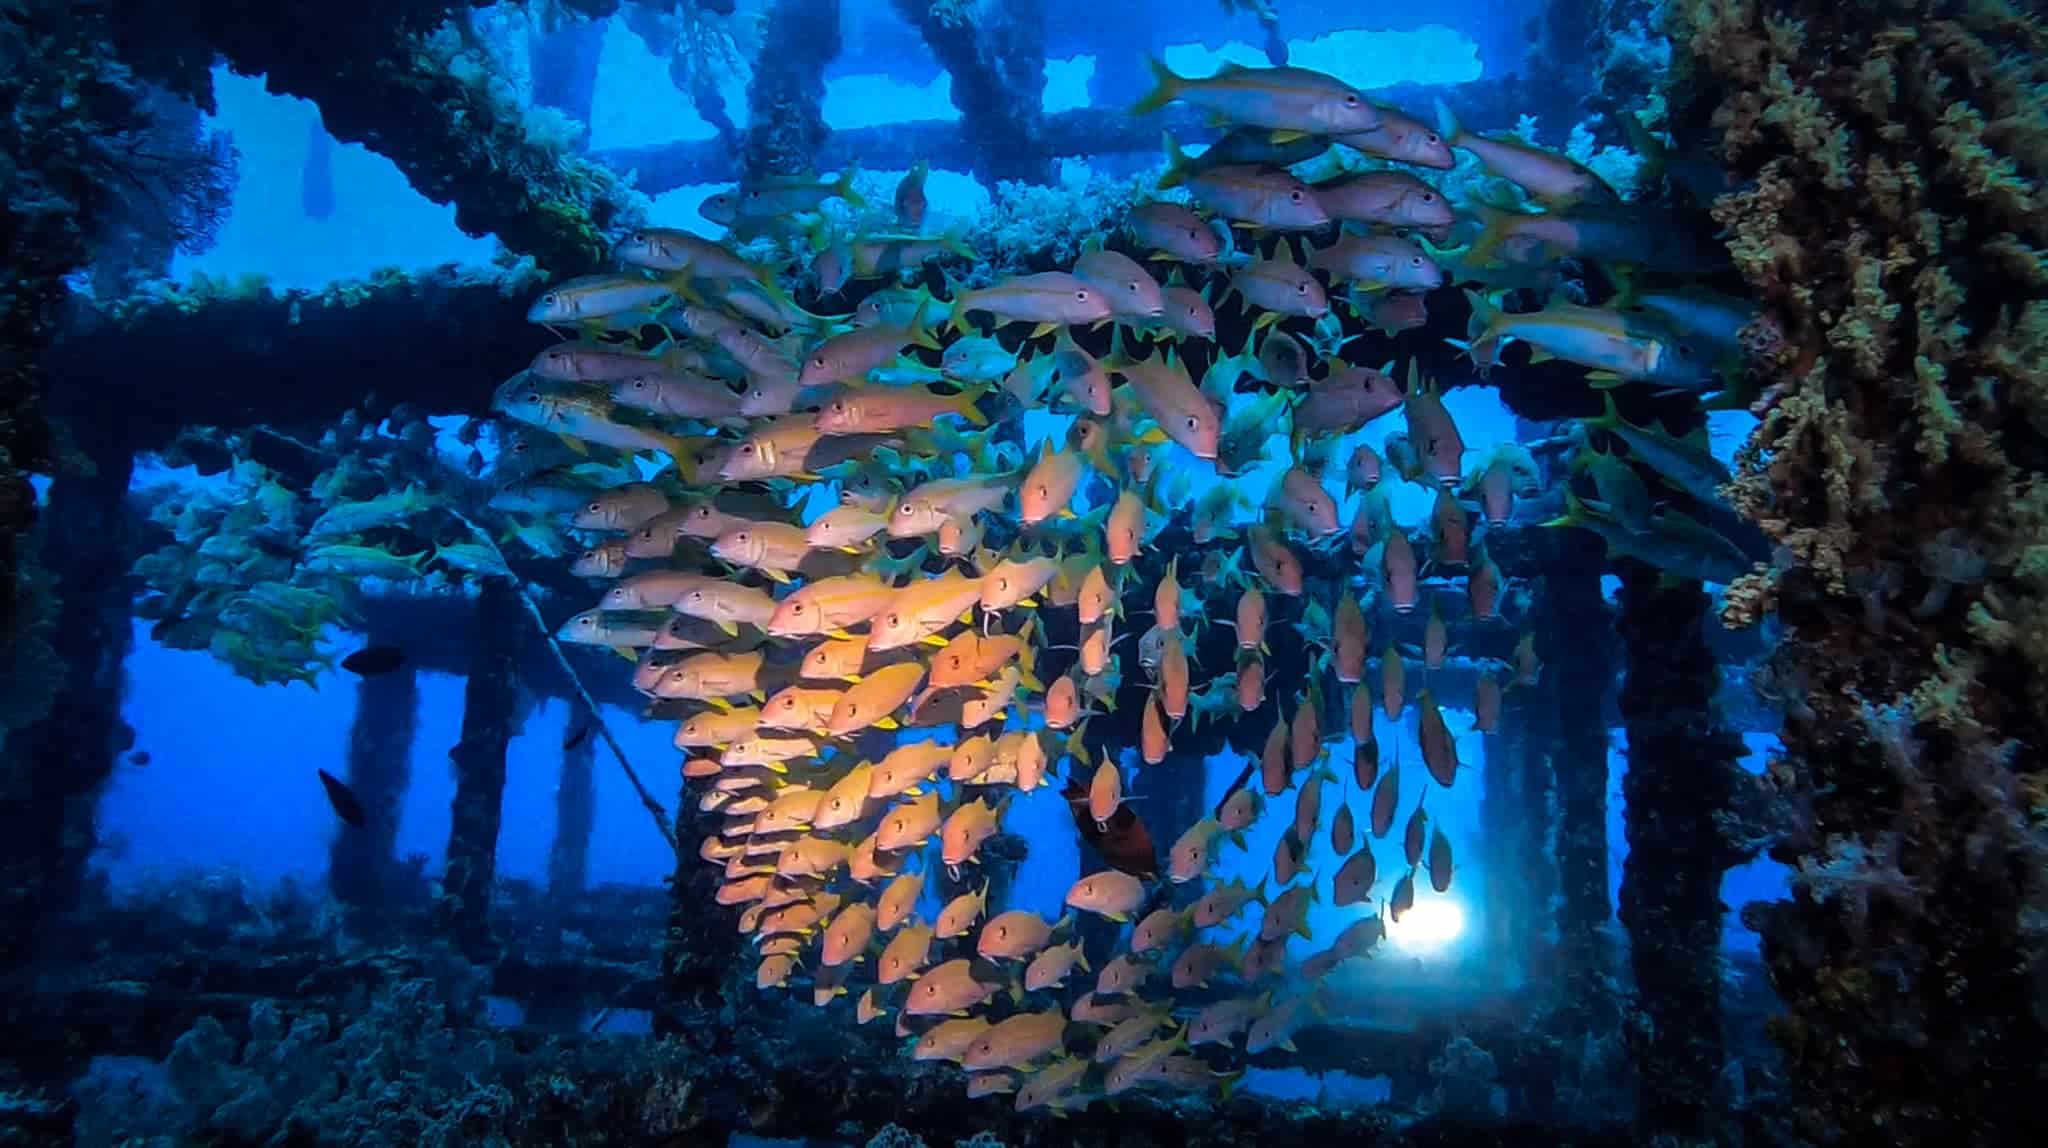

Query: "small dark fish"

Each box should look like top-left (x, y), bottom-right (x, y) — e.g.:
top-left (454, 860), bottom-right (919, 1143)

top-left (1063, 775), bottom-right (1158, 879)
top-left (563, 717), bottom-right (595, 752)
top-left (466, 448), bottom-right (486, 478)
top-left (129, 750), bottom-right (151, 767)
top-left (341, 646), bottom-right (407, 676)
top-left (316, 769), bottom-right (367, 827)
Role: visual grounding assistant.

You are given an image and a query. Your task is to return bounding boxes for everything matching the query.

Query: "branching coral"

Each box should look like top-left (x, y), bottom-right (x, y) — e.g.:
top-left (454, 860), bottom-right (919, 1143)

top-left (1667, 0), bottom-right (2048, 1139)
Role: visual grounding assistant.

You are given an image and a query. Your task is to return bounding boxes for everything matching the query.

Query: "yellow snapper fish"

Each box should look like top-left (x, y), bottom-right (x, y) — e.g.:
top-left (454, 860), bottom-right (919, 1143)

top-left (1135, 59), bottom-right (1381, 137)
top-left (947, 271), bottom-right (1116, 336)
top-left (1019, 444), bottom-right (1089, 527)
top-left (673, 581), bottom-right (778, 634)
top-left (1457, 290), bottom-right (1718, 391)
top-left (1435, 100), bottom-right (1619, 207)
top-left (1223, 239), bottom-right (1329, 328)
top-left (868, 571), bottom-right (985, 651)
top-left (765, 573), bottom-right (894, 637)
top-left (827, 661), bottom-right (928, 735)
top-left (493, 379), bottom-right (692, 461)
top-left (1073, 247), bottom-right (1167, 322)
top-left (889, 475), bottom-right (1016, 539)
top-left (1335, 102), bottom-right (1454, 168)
top-left (1108, 335), bottom-right (1219, 461)
top-left (525, 274), bottom-right (680, 328)
top-left (798, 314), bottom-right (942, 388)
top-left (711, 522), bottom-right (812, 582)
top-left (814, 383), bottom-right (991, 435)
top-left (805, 503), bottom-right (893, 552)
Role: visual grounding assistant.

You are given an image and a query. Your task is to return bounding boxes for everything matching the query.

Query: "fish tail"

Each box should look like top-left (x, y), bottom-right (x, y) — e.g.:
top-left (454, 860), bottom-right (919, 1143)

top-left (1157, 131), bottom-right (1194, 190)
top-left (1433, 97), bottom-right (1465, 146)
top-left (945, 273), bottom-right (973, 336)
top-left (835, 161), bottom-right (867, 209)
top-left (953, 381), bottom-right (993, 427)
top-left (940, 223), bottom-right (975, 262)
top-left (1132, 57), bottom-right (1182, 118)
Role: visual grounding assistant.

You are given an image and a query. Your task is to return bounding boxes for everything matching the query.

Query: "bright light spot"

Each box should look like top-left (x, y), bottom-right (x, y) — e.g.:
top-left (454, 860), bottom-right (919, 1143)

top-left (1386, 899), bottom-right (1466, 954)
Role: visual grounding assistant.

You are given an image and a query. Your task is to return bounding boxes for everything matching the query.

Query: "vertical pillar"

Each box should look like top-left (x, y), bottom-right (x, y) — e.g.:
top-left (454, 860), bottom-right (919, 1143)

top-left (546, 712), bottom-right (597, 912)
top-left (0, 442), bottom-right (135, 969)
top-left (1616, 568), bottom-right (1748, 1137)
top-left (330, 646), bottom-right (418, 929)
top-left (440, 577), bottom-right (520, 957)
top-left (1542, 534), bottom-right (1619, 1028)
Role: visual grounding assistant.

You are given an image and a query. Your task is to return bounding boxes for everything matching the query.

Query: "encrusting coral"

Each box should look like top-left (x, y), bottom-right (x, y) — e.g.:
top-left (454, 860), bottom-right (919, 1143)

top-left (1668, 0), bottom-right (2048, 1140)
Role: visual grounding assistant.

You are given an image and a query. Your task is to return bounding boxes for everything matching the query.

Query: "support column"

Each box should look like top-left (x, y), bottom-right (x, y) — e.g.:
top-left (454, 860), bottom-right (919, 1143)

top-left (1616, 568), bottom-right (1751, 1138)
top-left (1541, 534), bottom-right (1618, 1028)
top-left (329, 647), bottom-right (418, 930)
top-left (894, 0), bottom-right (1053, 185)
top-left (0, 442), bottom-right (135, 970)
top-left (741, 0), bottom-right (841, 181)
top-left (547, 712), bottom-right (597, 913)
top-left (440, 577), bottom-right (520, 958)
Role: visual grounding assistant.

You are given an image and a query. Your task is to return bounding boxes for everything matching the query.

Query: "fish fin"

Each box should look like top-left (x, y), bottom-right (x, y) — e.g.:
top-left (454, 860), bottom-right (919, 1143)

top-left (1586, 370), bottom-right (1627, 387)
top-left (875, 716), bottom-right (900, 730)
top-left (610, 646), bottom-right (637, 662)
top-left (558, 434), bottom-right (591, 456)
top-left (1031, 322), bottom-right (1059, 339)
top-left (717, 620), bottom-right (740, 636)
top-left (1103, 912), bottom-right (1129, 924)
top-left (921, 634), bottom-right (951, 648)
top-left (1269, 129), bottom-right (1308, 145)
top-left (1132, 57), bottom-right (1182, 116)
top-left (750, 690), bottom-right (767, 702)
top-left (762, 568), bottom-right (792, 584)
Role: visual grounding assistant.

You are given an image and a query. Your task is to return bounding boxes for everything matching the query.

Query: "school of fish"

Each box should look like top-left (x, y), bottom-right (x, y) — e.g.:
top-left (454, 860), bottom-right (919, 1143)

top-left (490, 55), bottom-right (1751, 1113)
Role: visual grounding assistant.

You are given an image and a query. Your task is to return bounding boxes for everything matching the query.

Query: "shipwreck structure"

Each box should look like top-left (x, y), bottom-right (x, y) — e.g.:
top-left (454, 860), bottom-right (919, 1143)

top-left (0, 1), bottom-right (2040, 1145)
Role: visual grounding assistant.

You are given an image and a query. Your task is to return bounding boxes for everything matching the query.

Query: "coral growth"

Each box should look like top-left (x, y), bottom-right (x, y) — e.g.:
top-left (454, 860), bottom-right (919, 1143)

top-left (107, 0), bottom-right (645, 276)
top-left (1667, 0), bottom-right (2048, 1139)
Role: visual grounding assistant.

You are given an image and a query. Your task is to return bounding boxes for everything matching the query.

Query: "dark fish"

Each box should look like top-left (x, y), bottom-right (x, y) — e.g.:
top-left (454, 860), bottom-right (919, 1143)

top-left (316, 769), bottom-right (366, 827)
top-left (341, 646), bottom-right (407, 676)
top-left (1063, 775), bottom-right (1158, 879)
top-left (563, 717), bottom-right (595, 752)
top-left (129, 750), bottom-right (151, 767)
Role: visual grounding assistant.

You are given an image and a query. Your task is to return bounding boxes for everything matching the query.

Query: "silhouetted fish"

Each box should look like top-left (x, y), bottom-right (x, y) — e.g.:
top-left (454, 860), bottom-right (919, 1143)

top-left (1062, 775), bottom-right (1157, 879)
top-left (341, 646), bottom-right (406, 676)
top-left (316, 768), bottom-right (366, 827)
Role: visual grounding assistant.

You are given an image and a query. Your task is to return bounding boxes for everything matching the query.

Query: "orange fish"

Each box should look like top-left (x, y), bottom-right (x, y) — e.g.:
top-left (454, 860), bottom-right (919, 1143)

top-left (1331, 798), bottom-right (1356, 855)
top-left (1419, 688), bottom-right (1458, 786)
top-left (1379, 646), bottom-right (1406, 719)
top-left (1141, 692), bottom-right (1171, 764)
top-left (1237, 653), bottom-right (1266, 710)
top-left (1235, 586), bottom-right (1268, 652)
top-left (1476, 672), bottom-right (1502, 732)
top-left (1370, 759), bottom-right (1400, 838)
top-left (1334, 590), bottom-right (1367, 683)
top-left (878, 922), bottom-right (934, 984)
top-left (1404, 800), bottom-right (1428, 868)
top-left (1382, 527), bottom-right (1418, 613)
top-left (1431, 488), bottom-right (1468, 566)
top-left (1260, 716), bottom-right (1289, 796)
top-left (1333, 845), bottom-right (1376, 905)
top-left (1423, 601), bottom-right (1448, 670)
top-left (1469, 544), bottom-right (1502, 621)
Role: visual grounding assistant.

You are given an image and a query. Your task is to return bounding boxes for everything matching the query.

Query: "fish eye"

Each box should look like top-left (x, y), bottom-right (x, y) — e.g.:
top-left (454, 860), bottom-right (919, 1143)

top-left (899, 504), bottom-right (914, 516)
top-left (1344, 94), bottom-right (1359, 106)
top-left (1426, 132), bottom-right (1442, 144)
top-left (1289, 190), bottom-right (1304, 202)
top-left (587, 500), bottom-right (603, 513)
top-left (791, 602), bottom-right (804, 613)
top-left (1185, 416), bottom-right (1199, 430)
top-left (740, 444), bottom-right (755, 454)
top-left (816, 357), bottom-right (830, 369)
top-left (1410, 256), bottom-right (1424, 266)
top-left (1075, 290), bottom-right (1090, 301)
top-left (1295, 282), bottom-right (1309, 294)
top-left (541, 293), bottom-right (557, 306)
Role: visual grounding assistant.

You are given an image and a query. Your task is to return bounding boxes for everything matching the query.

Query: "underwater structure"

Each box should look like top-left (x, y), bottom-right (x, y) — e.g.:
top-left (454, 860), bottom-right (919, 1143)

top-left (0, 0), bottom-right (2041, 1145)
